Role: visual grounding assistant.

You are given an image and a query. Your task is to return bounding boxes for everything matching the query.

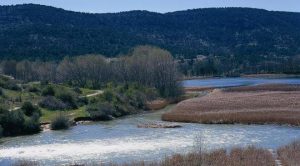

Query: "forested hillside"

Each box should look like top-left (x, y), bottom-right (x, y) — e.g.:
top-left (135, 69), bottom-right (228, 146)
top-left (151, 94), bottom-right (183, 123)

top-left (1, 4), bottom-right (300, 60)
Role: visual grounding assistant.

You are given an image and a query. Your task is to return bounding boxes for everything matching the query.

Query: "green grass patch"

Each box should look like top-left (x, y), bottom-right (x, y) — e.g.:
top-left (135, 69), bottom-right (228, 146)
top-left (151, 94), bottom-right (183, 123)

top-left (40, 107), bottom-right (89, 123)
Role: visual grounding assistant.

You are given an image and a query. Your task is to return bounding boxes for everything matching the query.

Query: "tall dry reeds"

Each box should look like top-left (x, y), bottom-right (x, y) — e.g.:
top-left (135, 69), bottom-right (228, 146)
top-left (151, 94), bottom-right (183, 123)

top-left (278, 140), bottom-right (300, 166)
top-left (163, 88), bottom-right (300, 126)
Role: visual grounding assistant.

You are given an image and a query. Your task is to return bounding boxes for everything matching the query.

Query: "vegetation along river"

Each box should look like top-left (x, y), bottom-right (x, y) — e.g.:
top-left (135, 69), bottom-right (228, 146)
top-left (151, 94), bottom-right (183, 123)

top-left (1, 77), bottom-right (300, 165)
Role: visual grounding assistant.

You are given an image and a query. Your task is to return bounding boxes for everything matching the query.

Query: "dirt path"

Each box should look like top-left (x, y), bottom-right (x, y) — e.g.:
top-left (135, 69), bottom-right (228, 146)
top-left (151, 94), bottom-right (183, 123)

top-left (81, 90), bottom-right (103, 98)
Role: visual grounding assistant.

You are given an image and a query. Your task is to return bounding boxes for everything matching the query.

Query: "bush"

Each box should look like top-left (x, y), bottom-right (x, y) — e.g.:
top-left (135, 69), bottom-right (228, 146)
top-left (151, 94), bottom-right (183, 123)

top-left (42, 86), bottom-right (55, 96)
top-left (1, 110), bottom-right (25, 136)
top-left (6, 82), bottom-right (21, 91)
top-left (73, 87), bottom-right (82, 94)
top-left (126, 90), bottom-right (147, 109)
top-left (21, 102), bottom-right (41, 117)
top-left (23, 115), bottom-right (41, 134)
top-left (0, 88), bottom-right (3, 96)
top-left (28, 86), bottom-right (39, 93)
top-left (77, 97), bottom-right (88, 106)
top-left (40, 80), bottom-right (49, 86)
top-left (39, 96), bottom-right (68, 110)
top-left (56, 91), bottom-right (77, 109)
top-left (50, 114), bottom-right (70, 130)
top-left (86, 84), bottom-right (159, 120)
top-left (86, 102), bottom-right (114, 120)
top-left (0, 107), bottom-right (40, 137)
top-left (0, 125), bottom-right (3, 138)
top-left (0, 107), bottom-right (8, 123)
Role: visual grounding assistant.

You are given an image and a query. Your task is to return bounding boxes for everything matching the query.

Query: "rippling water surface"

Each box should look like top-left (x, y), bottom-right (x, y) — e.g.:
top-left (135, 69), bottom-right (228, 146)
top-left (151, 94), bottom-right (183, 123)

top-left (1, 106), bottom-right (300, 165)
top-left (1, 77), bottom-right (300, 165)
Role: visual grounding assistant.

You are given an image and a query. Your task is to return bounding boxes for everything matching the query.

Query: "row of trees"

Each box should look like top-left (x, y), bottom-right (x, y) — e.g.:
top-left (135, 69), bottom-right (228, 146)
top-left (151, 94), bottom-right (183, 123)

top-left (178, 54), bottom-right (300, 77)
top-left (0, 46), bottom-right (182, 98)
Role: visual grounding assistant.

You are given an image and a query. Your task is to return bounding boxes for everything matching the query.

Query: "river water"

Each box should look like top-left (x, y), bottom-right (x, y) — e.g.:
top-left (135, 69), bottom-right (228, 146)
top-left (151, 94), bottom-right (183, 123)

top-left (1, 77), bottom-right (300, 165)
top-left (183, 77), bottom-right (300, 87)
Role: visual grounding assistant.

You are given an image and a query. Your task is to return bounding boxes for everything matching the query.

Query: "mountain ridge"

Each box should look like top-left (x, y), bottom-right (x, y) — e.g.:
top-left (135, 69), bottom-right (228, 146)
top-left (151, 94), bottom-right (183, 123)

top-left (1, 4), bottom-right (300, 60)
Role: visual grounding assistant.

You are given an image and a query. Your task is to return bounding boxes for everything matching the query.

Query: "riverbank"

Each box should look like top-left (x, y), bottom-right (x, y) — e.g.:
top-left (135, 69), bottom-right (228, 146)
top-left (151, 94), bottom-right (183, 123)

top-left (181, 73), bottom-right (300, 81)
top-left (163, 84), bottom-right (300, 126)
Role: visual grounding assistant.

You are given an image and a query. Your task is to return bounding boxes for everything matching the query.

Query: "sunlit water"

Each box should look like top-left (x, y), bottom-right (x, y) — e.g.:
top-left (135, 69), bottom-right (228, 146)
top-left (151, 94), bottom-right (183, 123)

top-left (1, 77), bottom-right (300, 165)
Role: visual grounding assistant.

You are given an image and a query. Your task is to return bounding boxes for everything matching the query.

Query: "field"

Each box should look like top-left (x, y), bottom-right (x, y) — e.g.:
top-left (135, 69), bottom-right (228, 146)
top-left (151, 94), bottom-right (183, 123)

top-left (163, 84), bottom-right (300, 125)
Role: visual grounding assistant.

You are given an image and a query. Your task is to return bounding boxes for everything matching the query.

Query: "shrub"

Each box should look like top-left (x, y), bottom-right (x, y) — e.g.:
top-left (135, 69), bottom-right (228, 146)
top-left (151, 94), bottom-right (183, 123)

top-left (102, 89), bottom-right (114, 102)
top-left (56, 91), bottom-right (77, 109)
top-left (86, 102), bottom-right (114, 120)
top-left (21, 102), bottom-right (41, 117)
top-left (73, 87), bottom-right (82, 94)
top-left (28, 86), bottom-right (39, 93)
top-left (0, 107), bottom-right (40, 137)
top-left (23, 115), bottom-right (41, 134)
top-left (42, 86), bottom-right (55, 96)
top-left (50, 114), bottom-right (70, 130)
top-left (40, 80), bottom-right (49, 86)
top-left (77, 97), bottom-right (88, 106)
top-left (1, 110), bottom-right (25, 136)
top-left (6, 82), bottom-right (22, 91)
top-left (0, 125), bottom-right (3, 138)
top-left (126, 90), bottom-right (147, 109)
top-left (0, 107), bottom-right (8, 123)
top-left (39, 96), bottom-right (68, 110)
top-left (0, 88), bottom-right (3, 96)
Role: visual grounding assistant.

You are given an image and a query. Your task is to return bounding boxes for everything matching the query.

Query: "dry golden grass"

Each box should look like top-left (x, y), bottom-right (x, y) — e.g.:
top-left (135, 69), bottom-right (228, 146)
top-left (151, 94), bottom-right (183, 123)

top-left (146, 99), bottom-right (169, 110)
top-left (278, 140), bottom-right (300, 166)
top-left (155, 147), bottom-right (275, 166)
top-left (184, 86), bottom-right (215, 92)
top-left (225, 84), bottom-right (300, 92)
top-left (71, 147), bottom-right (274, 166)
top-left (13, 146), bottom-right (276, 166)
top-left (163, 85), bottom-right (300, 125)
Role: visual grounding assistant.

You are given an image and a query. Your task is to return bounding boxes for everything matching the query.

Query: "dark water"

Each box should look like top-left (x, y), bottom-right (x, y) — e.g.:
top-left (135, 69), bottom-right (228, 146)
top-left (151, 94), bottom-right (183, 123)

top-left (183, 77), bottom-right (300, 88)
top-left (1, 77), bottom-right (300, 165)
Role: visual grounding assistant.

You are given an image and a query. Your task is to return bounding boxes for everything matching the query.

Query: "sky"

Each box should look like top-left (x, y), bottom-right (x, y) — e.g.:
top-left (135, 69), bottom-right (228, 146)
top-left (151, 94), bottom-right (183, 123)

top-left (1, 0), bottom-right (300, 13)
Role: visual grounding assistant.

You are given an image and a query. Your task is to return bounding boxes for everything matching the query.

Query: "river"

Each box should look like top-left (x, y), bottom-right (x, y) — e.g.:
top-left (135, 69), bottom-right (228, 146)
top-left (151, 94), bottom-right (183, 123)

top-left (1, 77), bottom-right (300, 165)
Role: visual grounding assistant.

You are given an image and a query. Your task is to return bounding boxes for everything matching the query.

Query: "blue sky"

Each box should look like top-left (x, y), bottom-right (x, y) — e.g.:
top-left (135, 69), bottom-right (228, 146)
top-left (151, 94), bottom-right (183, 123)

top-left (1, 0), bottom-right (300, 13)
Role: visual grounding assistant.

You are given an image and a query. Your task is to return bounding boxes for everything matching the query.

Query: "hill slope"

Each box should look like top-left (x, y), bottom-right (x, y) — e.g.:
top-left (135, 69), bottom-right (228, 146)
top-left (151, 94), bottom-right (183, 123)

top-left (1, 4), bottom-right (300, 60)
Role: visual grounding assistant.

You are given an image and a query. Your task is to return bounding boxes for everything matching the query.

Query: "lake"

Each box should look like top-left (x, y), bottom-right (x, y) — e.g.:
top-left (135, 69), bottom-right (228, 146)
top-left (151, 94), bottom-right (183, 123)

top-left (1, 77), bottom-right (300, 165)
top-left (182, 77), bottom-right (300, 88)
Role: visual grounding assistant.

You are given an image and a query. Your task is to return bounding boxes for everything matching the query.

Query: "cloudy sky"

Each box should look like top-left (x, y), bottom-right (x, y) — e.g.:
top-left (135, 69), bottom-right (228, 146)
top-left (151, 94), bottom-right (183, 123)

top-left (1, 0), bottom-right (300, 13)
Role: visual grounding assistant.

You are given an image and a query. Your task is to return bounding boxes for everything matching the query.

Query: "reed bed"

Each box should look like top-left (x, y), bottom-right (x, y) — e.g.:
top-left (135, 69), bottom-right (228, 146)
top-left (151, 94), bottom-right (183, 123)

top-left (146, 99), bottom-right (169, 110)
top-left (184, 86), bottom-right (215, 92)
top-left (163, 88), bottom-right (300, 125)
top-left (94, 147), bottom-right (274, 166)
top-left (14, 147), bottom-right (275, 166)
top-left (278, 140), bottom-right (300, 166)
top-left (225, 84), bottom-right (300, 92)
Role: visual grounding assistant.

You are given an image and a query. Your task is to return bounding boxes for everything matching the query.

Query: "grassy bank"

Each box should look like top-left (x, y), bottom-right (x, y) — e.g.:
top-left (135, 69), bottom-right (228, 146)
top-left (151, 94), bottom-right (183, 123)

top-left (0, 76), bottom-right (180, 136)
top-left (163, 84), bottom-right (300, 126)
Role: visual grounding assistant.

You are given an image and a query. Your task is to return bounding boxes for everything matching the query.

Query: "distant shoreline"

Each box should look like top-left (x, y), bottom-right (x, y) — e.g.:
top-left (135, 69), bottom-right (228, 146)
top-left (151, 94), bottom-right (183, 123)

top-left (181, 73), bottom-right (300, 81)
